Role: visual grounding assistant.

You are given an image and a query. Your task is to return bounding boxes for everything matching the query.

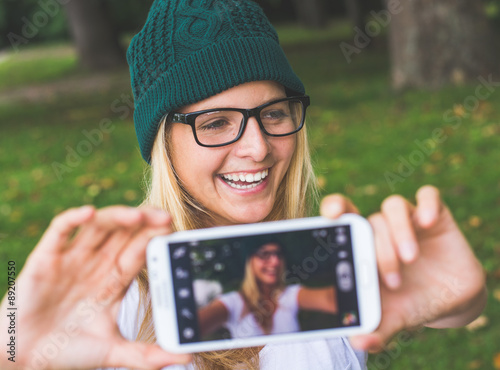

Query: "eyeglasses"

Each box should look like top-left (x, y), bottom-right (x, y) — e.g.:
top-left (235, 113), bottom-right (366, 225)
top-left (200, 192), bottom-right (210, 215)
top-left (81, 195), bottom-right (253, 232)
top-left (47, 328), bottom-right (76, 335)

top-left (166, 96), bottom-right (310, 147)
top-left (254, 250), bottom-right (284, 261)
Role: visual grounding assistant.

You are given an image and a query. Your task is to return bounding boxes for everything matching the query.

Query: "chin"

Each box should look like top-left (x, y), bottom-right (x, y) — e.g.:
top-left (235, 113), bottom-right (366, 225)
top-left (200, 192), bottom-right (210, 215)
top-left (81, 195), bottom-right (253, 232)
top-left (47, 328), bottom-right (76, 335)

top-left (227, 205), bottom-right (273, 225)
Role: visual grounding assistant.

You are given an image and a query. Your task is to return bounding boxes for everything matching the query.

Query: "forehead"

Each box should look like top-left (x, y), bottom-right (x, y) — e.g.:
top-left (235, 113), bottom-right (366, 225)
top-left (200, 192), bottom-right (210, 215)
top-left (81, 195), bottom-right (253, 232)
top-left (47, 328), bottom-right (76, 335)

top-left (178, 81), bottom-right (286, 113)
top-left (257, 242), bottom-right (281, 251)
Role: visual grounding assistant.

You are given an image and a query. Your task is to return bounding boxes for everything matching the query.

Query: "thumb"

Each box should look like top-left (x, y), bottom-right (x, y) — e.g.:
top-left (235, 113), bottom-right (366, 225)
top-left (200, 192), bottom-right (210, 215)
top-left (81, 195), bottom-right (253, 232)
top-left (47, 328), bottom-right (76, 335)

top-left (107, 340), bottom-right (192, 370)
top-left (349, 310), bottom-right (406, 352)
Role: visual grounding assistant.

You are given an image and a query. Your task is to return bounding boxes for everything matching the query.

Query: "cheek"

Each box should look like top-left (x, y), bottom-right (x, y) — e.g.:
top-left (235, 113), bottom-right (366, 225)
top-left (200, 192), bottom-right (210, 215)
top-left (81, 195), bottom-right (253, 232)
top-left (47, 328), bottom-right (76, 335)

top-left (272, 136), bottom-right (296, 166)
top-left (170, 126), bottom-right (223, 192)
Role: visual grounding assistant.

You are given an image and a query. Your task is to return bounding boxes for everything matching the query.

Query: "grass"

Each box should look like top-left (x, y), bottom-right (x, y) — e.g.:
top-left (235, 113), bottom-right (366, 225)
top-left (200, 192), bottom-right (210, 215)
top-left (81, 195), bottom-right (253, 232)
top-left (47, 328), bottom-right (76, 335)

top-left (0, 43), bottom-right (77, 91)
top-left (1, 21), bottom-right (499, 369)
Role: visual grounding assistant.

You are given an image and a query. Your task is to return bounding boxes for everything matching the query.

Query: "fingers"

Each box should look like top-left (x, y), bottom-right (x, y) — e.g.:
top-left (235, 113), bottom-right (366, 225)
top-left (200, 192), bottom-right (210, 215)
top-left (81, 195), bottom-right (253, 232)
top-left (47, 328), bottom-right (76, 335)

top-left (37, 205), bottom-right (95, 254)
top-left (88, 207), bottom-right (172, 304)
top-left (107, 340), bottom-right (191, 370)
top-left (381, 195), bottom-right (418, 263)
top-left (320, 194), bottom-right (360, 219)
top-left (71, 206), bottom-right (171, 253)
top-left (415, 185), bottom-right (443, 228)
top-left (349, 310), bottom-right (406, 352)
top-left (115, 220), bottom-right (172, 285)
top-left (369, 214), bottom-right (401, 289)
top-left (70, 206), bottom-right (147, 253)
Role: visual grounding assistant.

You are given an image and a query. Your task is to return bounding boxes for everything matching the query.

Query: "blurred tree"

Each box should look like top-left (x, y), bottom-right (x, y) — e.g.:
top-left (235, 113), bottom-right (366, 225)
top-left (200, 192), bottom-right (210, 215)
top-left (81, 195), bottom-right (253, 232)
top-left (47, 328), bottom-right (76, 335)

top-left (64, 0), bottom-right (125, 70)
top-left (344, 0), bottom-right (365, 30)
top-left (388, 0), bottom-right (500, 89)
top-left (291, 0), bottom-right (327, 28)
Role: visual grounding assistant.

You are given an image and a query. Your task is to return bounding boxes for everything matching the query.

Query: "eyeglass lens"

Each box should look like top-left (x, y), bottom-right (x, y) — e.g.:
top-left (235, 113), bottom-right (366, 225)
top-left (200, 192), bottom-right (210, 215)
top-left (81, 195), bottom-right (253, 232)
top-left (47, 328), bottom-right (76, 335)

top-left (193, 99), bottom-right (304, 146)
top-left (255, 250), bottom-right (284, 261)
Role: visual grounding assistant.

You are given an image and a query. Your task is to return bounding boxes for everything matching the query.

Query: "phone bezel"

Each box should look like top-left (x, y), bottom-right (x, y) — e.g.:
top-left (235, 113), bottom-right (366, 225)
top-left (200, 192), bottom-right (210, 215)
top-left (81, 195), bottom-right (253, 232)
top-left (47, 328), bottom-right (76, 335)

top-left (147, 214), bottom-right (380, 353)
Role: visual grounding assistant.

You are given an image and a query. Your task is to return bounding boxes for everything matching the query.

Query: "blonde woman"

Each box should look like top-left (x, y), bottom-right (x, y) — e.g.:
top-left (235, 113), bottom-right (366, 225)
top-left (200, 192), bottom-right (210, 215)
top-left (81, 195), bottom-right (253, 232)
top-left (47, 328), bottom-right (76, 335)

top-left (198, 240), bottom-right (337, 340)
top-left (0, 0), bottom-right (486, 369)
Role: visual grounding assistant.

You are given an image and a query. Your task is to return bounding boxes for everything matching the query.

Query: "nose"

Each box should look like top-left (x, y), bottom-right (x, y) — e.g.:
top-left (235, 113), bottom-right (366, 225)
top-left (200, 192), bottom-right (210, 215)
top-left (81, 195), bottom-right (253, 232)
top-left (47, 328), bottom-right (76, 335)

top-left (267, 254), bottom-right (281, 266)
top-left (234, 116), bottom-right (271, 162)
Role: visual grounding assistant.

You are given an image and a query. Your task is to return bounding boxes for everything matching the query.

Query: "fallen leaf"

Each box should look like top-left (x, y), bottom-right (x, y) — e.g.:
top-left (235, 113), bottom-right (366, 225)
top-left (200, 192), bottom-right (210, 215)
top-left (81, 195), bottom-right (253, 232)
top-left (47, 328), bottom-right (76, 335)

top-left (468, 216), bottom-right (482, 228)
top-left (87, 184), bottom-right (101, 197)
top-left (27, 223), bottom-right (41, 237)
top-left (31, 168), bottom-right (44, 181)
top-left (100, 178), bottom-right (115, 190)
top-left (453, 104), bottom-right (467, 118)
top-left (76, 175), bottom-right (94, 187)
top-left (362, 184), bottom-right (378, 195)
top-left (115, 161), bottom-right (128, 174)
top-left (481, 125), bottom-right (497, 138)
top-left (466, 315), bottom-right (488, 331)
top-left (493, 289), bottom-right (500, 302)
top-left (124, 190), bottom-right (138, 202)
top-left (468, 360), bottom-right (482, 369)
top-left (317, 176), bottom-right (326, 189)
top-left (494, 353), bottom-right (500, 369)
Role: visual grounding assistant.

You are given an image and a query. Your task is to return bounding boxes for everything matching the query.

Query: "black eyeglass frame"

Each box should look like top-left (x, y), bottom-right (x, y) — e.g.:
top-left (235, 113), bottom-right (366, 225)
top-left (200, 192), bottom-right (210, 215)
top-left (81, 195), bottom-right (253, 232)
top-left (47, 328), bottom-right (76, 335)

top-left (166, 95), bottom-right (310, 148)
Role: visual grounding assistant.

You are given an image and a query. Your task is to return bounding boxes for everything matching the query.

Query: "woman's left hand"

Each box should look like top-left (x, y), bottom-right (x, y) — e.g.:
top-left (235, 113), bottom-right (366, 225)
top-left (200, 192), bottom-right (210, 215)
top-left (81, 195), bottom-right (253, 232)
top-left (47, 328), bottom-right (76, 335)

top-left (320, 185), bottom-right (487, 351)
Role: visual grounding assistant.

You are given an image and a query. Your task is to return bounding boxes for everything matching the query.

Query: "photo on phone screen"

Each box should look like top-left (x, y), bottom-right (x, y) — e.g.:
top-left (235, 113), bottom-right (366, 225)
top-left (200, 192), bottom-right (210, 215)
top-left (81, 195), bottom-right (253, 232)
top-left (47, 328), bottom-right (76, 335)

top-left (167, 225), bottom-right (360, 344)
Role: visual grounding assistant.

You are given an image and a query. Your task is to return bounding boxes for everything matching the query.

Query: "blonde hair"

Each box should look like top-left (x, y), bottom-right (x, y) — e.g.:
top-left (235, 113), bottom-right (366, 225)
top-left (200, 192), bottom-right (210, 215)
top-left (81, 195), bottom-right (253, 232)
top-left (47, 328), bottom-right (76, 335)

top-left (136, 114), bottom-right (318, 369)
top-left (239, 249), bottom-right (286, 335)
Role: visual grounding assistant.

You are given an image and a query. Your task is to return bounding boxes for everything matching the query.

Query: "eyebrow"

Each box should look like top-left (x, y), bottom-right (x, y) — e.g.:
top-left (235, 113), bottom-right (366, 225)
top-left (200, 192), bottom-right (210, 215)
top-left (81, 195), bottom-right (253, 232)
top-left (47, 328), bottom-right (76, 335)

top-left (193, 95), bottom-right (287, 111)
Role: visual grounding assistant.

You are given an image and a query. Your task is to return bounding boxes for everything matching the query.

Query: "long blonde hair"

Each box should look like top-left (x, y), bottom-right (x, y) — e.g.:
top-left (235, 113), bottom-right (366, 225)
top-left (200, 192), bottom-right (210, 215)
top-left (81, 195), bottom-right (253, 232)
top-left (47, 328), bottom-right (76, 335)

top-left (136, 113), bottom-right (318, 369)
top-left (239, 247), bottom-right (286, 335)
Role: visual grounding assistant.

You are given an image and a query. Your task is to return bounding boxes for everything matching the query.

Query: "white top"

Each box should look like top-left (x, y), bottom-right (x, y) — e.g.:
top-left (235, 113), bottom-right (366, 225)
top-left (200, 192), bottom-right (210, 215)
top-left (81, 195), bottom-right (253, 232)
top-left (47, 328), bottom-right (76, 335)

top-left (217, 285), bottom-right (301, 338)
top-left (100, 281), bottom-right (367, 370)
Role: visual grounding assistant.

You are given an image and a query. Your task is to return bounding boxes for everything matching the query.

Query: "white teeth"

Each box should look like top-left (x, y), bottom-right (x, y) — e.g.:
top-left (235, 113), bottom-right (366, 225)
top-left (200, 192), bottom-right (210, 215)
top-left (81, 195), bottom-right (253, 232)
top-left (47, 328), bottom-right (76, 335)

top-left (220, 169), bottom-right (270, 189)
top-left (228, 181), bottom-right (261, 190)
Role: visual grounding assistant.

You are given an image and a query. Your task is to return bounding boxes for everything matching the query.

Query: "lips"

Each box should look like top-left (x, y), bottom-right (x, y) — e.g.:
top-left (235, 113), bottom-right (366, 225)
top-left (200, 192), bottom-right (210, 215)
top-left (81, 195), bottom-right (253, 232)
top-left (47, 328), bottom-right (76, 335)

top-left (219, 169), bottom-right (269, 190)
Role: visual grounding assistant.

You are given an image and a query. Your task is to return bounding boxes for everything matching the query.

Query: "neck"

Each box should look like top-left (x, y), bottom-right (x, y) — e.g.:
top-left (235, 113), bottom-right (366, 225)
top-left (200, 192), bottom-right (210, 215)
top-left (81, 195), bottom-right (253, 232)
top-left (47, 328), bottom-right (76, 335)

top-left (258, 282), bottom-right (276, 300)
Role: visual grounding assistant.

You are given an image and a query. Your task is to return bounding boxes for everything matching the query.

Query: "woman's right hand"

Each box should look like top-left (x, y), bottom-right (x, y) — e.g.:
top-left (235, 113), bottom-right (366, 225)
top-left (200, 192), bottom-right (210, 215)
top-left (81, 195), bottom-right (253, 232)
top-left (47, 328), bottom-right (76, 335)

top-left (1, 205), bottom-right (192, 370)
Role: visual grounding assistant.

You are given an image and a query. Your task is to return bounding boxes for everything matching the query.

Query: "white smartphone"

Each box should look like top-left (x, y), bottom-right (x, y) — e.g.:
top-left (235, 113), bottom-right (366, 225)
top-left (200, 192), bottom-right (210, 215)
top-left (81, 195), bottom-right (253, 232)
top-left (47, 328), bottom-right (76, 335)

top-left (146, 214), bottom-right (380, 353)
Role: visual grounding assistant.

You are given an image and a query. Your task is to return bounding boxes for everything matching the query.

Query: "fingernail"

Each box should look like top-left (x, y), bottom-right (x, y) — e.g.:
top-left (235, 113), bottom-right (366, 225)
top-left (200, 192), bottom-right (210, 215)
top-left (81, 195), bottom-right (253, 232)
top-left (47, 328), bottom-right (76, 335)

top-left (327, 202), bottom-right (342, 217)
top-left (385, 272), bottom-right (401, 289)
top-left (399, 241), bottom-right (418, 262)
top-left (419, 210), bottom-right (435, 227)
top-left (79, 205), bottom-right (94, 213)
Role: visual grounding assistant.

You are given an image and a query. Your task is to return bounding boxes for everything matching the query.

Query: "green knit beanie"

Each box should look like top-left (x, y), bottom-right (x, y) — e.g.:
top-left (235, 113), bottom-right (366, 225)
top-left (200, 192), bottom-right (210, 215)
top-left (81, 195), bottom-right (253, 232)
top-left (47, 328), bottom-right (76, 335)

top-left (127, 0), bottom-right (305, 163)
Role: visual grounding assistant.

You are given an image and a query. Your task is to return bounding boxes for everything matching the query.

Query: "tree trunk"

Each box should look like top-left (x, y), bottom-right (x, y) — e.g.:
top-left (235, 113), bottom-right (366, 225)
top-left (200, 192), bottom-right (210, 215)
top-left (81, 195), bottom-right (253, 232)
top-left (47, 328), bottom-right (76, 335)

top-left (64, 0), bottom-right (125, 70)
top-left (344, 0), bottom-right (365, 31)
top-left (387, 0), bottom-right (500, 90)
top-left (291, 0), bottom-right (327, 29)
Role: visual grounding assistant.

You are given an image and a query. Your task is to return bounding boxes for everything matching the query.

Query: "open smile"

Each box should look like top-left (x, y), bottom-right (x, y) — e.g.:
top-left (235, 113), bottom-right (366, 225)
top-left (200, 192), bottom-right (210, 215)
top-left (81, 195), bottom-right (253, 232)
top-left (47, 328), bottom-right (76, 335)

top-left (218, 168), bottom-right (270, 190)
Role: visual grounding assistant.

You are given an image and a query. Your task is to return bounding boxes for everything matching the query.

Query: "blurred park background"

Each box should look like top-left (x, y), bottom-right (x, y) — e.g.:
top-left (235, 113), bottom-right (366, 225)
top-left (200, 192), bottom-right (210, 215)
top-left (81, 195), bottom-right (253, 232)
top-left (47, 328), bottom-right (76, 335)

top-left (1, 0), bottom-right (500, 369)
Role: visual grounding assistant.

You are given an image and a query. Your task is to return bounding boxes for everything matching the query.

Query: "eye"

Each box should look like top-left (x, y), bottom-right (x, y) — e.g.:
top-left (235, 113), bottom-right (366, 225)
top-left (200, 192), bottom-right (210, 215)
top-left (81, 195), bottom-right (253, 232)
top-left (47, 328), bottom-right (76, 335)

top-left (197, 119), bottom-right (230, 131)
top-left (262, 109), bottom-right (288, 121)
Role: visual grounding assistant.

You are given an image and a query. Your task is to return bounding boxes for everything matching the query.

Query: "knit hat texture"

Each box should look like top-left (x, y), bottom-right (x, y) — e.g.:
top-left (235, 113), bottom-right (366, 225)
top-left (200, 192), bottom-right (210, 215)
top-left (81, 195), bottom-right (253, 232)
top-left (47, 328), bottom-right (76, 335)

top-left (127, 0), bottom-right (305, 163)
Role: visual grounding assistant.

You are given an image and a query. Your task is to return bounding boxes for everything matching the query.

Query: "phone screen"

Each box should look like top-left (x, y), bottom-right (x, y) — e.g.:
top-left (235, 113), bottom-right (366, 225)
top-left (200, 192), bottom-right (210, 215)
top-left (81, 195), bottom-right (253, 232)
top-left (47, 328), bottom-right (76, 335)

top-left (167, 224), bottom-right (360, 344)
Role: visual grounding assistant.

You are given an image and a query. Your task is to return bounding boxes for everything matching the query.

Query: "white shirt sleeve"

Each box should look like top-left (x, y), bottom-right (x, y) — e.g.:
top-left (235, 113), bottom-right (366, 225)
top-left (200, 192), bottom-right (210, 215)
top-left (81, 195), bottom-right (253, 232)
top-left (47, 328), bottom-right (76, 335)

top-left (217, 291), bottom-right (243, 327)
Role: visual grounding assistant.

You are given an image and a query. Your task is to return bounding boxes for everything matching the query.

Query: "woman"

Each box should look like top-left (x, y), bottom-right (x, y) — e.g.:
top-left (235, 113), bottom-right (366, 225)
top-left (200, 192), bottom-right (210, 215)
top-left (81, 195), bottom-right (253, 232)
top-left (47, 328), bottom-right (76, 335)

top-left (198, 240), bottom-right (337, 340)
top-left (0, 0), bottom-right (486, 369)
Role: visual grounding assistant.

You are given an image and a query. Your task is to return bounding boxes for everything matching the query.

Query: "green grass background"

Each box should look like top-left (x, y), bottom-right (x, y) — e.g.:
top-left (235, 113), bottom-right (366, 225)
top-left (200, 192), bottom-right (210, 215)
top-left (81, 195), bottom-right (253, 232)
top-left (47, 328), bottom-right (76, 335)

top-left (0, 21), bottom-right (499, 369)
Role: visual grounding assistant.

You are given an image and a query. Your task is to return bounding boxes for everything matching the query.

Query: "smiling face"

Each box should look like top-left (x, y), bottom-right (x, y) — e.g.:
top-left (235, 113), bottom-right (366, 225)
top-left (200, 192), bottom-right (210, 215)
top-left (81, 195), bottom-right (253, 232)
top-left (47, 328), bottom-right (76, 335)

top-left (170, 81), bottom-right (296, 225)
top-left (250, 243), bottom-right (285, 287)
